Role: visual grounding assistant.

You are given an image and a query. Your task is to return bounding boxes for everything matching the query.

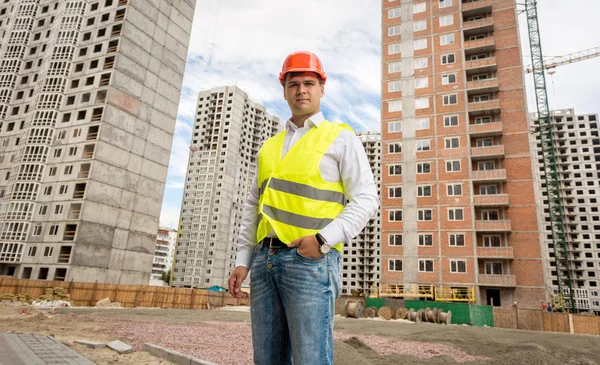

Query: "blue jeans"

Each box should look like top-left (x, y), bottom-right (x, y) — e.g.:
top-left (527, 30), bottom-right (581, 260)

top-left (250, 243), bottom-right (341, 365)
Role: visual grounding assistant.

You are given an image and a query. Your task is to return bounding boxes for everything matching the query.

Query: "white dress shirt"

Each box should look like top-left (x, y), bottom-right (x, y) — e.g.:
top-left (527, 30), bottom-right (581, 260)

top-left (235, 111), bottom-right (380, 268)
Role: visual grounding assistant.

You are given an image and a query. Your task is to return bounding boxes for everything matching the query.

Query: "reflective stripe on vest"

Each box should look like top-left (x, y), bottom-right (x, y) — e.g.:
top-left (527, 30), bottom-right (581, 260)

top-left (256, 120), bottom-right (353, 252)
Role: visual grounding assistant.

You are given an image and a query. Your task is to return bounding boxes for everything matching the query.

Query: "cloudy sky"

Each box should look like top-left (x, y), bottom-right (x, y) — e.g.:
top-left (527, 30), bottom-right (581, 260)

top-left (159, 0), bottom-right (600, 228)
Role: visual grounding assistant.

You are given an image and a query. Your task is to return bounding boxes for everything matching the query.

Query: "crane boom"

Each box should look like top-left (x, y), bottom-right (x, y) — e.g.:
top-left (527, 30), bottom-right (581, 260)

top-left (524, 0), bottom-right (575, 312)
top-left (525, 46), bottom-right (600, 73)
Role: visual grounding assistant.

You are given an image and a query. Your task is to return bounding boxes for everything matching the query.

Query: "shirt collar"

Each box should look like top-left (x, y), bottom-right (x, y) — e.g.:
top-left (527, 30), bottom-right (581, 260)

top-left (286, 111), bottom-right (325, 131)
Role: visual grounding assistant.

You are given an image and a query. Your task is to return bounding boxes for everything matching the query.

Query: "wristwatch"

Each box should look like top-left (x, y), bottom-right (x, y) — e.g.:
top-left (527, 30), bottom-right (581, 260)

top-left (316, 233), bottom-right (331, 254)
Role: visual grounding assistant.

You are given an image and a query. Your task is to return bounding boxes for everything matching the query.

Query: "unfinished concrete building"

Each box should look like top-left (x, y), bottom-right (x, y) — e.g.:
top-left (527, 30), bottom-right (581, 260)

top-left (342, 132), bottom-right (382, 296)
top-left (530, 109), bottom-right (600, 312)
top-left (172, 86), bottom-right (281, 289)
top-left (149, 227), bottom-right (176, 286)
top-left (0, 0), bottom-right (195, 284)
top-left (380, 0), bottom-right (545, 307)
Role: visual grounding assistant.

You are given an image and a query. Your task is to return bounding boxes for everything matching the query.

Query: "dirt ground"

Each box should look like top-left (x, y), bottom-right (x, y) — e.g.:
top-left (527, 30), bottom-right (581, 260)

top-left (1, 303), bottom-right (599, 365)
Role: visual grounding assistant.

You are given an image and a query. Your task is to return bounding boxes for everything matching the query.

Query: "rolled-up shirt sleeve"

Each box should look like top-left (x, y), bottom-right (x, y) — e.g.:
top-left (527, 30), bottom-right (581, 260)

top-left (319, 131), bottom-right (380, 246)
top-left (235, 170), bottom-right (260, 269)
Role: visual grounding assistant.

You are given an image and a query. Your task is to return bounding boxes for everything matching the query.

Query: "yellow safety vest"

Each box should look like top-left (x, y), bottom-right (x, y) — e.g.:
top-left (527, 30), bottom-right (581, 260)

top-left (256, 120), bottom-right (353, 252)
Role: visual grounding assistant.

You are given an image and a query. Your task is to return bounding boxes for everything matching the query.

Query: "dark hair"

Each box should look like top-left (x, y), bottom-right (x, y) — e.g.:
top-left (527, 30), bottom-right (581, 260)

top-left (282, 72), bottom-right (324, 87)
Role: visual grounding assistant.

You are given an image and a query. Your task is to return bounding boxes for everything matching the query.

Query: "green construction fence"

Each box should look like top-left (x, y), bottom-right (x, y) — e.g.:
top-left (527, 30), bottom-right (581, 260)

top-left (405, 300), bottom-right (494, 327)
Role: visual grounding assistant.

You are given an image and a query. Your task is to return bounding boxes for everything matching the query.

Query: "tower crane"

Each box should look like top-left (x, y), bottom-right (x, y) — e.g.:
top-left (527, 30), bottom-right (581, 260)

top-left (525, 46), bottom-right (600, 74)
top-left (523, 0), bottom-right (577, 312)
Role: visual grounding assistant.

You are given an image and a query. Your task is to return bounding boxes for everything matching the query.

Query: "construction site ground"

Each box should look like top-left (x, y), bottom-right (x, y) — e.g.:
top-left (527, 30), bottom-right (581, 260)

top-left (0, 303), bottom-right (598, 365)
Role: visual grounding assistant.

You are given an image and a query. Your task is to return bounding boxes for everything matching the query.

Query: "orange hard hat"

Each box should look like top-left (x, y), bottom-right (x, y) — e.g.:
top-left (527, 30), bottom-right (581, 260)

top-left (279, 51), bottom-right (327, 85)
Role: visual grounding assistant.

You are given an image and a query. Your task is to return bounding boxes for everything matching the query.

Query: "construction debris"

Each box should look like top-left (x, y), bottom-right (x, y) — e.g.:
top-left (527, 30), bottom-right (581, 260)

top-left (95, 298), bottom-right (122, 308)
top-left (36, 287), bottom-right (71, 302)
top-left (74, 340), bottom-right (107, 349)
top-left (0, 293), bottom-right (31, 303)
top-left (107, 340), bottom-right (134, 354)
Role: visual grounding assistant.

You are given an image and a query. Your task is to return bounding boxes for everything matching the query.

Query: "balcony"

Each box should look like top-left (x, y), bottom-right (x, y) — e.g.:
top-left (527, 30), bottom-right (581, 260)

top-left (472, 169), bottom-right (507, 182)
top-left (467, 78), bottom-right (499, 94)
top-left (469, 122), bottom-right (503, 137)
top-left (475, 220), bottom-right (512, 232)
top-left (463, 17), bottom-right (494, 36)
top-left (462, 0), bottom-right (493, 18)
top-left (471, 145), bottom-right (505, 160)
top-left (465, 57), bottom-right (497, 74)
top-left (468, 100), bottom-right (501, 116)
top-left (477, 246), bottom-right (514, 259)
top-left (478, 274), bottom-right (516, 287)
top-left (464, 37), bottom-right (496, 54)
top-left (473, 194), bottom-right (509, 206)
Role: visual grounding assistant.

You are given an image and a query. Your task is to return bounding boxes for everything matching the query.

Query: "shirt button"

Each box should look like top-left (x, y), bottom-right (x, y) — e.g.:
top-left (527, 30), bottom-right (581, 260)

top-left (268, 264), bottom-right (273, 269)
top-left (269, 249), bottom-right (275, 255)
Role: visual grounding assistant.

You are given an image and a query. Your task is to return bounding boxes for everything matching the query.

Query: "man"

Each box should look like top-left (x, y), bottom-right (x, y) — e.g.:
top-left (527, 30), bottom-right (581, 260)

top-left (228, 51), bottom-right (379, 365)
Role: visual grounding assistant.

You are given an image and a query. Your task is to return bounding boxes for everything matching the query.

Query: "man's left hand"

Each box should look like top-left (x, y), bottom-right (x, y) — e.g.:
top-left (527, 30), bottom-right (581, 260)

top-left (289, 235), bottom-right (323, 258)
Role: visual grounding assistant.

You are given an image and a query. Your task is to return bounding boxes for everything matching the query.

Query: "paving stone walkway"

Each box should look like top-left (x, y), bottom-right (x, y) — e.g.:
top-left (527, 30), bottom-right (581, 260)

top-left (0, 334), bottom-right (94, 365)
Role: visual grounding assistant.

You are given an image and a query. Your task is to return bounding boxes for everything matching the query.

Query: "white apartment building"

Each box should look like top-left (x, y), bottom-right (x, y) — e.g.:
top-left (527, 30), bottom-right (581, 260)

top-left (149, 226), bottom-right (176, 286)
top-left (530, 109), bottom-right (600, 312)
top-left (172, 86), bottom-right (281, 289)
top-left (0, 0), bottom-right (194, 284)
top-left (341, 132), bottom-right (381, 296)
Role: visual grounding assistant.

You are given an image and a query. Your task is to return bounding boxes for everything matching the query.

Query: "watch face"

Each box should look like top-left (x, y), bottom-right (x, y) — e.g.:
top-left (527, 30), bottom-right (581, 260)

top-left (320, 244), bottom-right (332, 254)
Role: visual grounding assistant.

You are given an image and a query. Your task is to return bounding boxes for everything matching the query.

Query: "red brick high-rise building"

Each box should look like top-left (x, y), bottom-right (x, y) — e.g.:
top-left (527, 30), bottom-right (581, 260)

top-left (380, 0), bottom-right (545, 307)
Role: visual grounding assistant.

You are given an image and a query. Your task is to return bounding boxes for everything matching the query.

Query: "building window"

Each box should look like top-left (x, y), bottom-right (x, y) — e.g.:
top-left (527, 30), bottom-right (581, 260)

top-left (480, 185), bottom-right (498, 195)
top-left (48, 167), bottom-right (57, 176)
top-left (389, 164), bottom-right (402, 176)
top-left (439, 0), bottom-right (452, 8)
top-left (440, 34), bottom-right (455, 45)
top-left (414, 20), bottom-right (427, 31)
top-left (450, 260), bottom-right (467, 273)
top-left (417, 185), bottom-right (432, 197)
top-left (485, 262), bottom-right (503, 275)
top-left (445, 137), bottom-right (460, 149)
top-left (414, 38), bottom-right (427, 50)
top-left (49, 225), bottom-right (59, 235)
top-left (388, 143), bottom-right (402, 154)
top-left (38, 205), bottom-right (48, 215)
top-left (388, 25), bottom-right (401, 36)
top-left (388, 121), bottom-right (402, 133)
top-left (446, 160), bottom-right (461, 172)
top-left (415, 97), bottom-right (430, 109)
top-left (389, 259), bottom-right (403, 272)
top-left (444, 115), bottom-right (459, 126)
top-left (441, 54), bottom-right (455, 64)
top-left (413, 2), bottom-right (426, 13)
top-left (443, 94), bottom-right (458, 105)
top-left (388, 100), bottom-right (402, 112)
top-left (447, 184), bottom-right (462, 196)
top-left (388, 7), bottom-right (401, 19)
top-left (388, 43), bottom-right (401, 55)
top-left (416, 139), bottom-right (430, 151)
top-left (442, 73), bottom-right (457, 85)
top-left (418, 234), bottom-right (433, 246)
top-left (417, 162), bottom-right (431, 174)
top-left (419, 259), bottom-right (434, 272)
top-left (415, 118), bottom-right (430, 130)
top-left (388, 81), bottom-right (401, 92)
top-left (43, 246), bottom-right (54, 257)
top-left (389, 234), bottom-right (403, 246)
top-left (389, 210), bottom-right (403, 222)
top-left (482, 210), bottom-right (500, 220)
top-left (415, 76), bottom-right (428, 89)
top-left (449, 234), bottom-right (465, 246)
top-left (33, 226), bottom-right (42, 236)
top-left (448, 208), bottom-right (464, 221)
top-left (483, 235), bottom-right (501, 247)
top-left (388, 61), bottom-right (402, 73)
top-left (388, 186), bottom-right (403, 198)
top-left (28, 247), bottom-right (37, 256)
top-left (440, 14), bottom-right (453, 26)
top-left (54, 205), bottom-right (63, 215)
top-left (418, 209), bottom-right (433, 221)
top-left (414, 57), bottom-right (429, 69)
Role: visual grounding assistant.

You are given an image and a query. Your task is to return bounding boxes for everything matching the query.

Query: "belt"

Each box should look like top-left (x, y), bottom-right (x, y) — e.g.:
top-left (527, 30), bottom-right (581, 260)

top-left (261, 237), bottom-right (290, 249)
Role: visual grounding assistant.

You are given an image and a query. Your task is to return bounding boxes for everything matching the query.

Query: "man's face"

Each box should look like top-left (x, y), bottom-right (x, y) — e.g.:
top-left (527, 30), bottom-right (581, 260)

top-left (283, 72), bottom-right (324, 118)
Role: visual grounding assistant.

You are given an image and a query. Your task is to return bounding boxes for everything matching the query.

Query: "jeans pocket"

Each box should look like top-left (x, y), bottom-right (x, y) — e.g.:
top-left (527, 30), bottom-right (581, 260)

top-left (294, 247), bottom-right (327, 264)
